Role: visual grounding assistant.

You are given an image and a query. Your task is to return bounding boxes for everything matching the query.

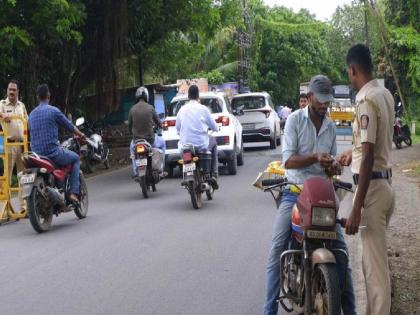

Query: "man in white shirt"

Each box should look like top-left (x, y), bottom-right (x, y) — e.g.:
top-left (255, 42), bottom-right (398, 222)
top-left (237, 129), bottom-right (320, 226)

top-left (176, 85), bottom-right (219, 186)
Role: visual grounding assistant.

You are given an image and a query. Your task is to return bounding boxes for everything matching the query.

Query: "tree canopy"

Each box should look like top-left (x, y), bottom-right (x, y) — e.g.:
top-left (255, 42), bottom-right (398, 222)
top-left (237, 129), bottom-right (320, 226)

top-left (0, 0), bottom-right (418, 117)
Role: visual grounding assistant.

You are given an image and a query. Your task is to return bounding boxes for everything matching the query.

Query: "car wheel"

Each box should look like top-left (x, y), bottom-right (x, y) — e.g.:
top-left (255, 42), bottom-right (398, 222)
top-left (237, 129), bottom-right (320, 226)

top-left (237, 141), bottom-right (244, 166)
top-left (227, 153), bottom-right (238, 175)
top-left (270, 130), bottom-right (277, 149)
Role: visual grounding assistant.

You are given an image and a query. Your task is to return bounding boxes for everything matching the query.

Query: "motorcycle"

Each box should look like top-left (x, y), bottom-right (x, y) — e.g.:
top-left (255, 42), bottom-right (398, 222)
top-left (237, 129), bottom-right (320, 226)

top-left (261, 176), bottom-right (352, 315)
top-left (19, 140), bottom-right (88, 233)
top-left (393, 117), bottom-right (412, 149)
top-left (72, 117), bottom-right (110, 173)
top-left (133, 139), bottom-right (164, 198)
top-left (180, 144), bottom-right (215, 209)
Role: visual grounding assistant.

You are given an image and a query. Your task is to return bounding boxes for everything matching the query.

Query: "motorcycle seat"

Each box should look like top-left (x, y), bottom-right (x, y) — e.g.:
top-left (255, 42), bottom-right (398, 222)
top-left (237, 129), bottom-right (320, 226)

top-left (39, 156), bottom-right (59, 168)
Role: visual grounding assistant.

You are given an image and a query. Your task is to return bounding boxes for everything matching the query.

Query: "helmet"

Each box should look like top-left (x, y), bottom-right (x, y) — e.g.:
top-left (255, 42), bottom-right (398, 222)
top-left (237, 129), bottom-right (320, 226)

top-left (135, 86), bottom-right (149, 103)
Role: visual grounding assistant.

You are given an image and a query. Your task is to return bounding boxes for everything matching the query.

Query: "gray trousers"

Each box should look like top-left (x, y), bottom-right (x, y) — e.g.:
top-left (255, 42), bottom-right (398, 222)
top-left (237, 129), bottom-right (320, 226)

top-left (208, 136), bottom-right (218, 176)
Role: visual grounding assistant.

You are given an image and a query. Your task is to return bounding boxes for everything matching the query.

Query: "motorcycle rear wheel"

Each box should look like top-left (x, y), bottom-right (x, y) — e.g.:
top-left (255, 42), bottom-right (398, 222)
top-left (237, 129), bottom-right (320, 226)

top-left (206, 186), bottom-right (213, 200)
top-left (310, 264), bottom-right (340, 315)
top-left (394, 140), bottom-right (402, 149)
top-left (188, 181), bottom-right (202, 209)
top-left (74, 174), bottom-right (89, 219)
top-left (139, 176), bottom-right (149, 199)
top-left (27, 182), bottom-right (53, 233)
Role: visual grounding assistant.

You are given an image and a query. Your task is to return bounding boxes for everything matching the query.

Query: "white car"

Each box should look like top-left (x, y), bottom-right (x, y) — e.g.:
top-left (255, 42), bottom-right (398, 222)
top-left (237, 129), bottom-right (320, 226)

top-left (162, 92), bottom-right (244, 176)
top-left (231, 92), bottom-right (281, 149)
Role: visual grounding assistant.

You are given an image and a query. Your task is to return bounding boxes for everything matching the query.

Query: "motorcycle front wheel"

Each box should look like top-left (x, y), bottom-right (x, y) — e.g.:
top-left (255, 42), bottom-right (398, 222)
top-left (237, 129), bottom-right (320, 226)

top-left (404, 137), bottom-right (412, 146)
top-left (310, 264), bottom-right (340, 315)
top-left (139, 176), bottom-right (149, 199)
top-left (27, 180), bottom-right (53, 233)
top-left (74, 174), bottom-right (89, 219)
top-left (394, 140), bottom-right (402, 149)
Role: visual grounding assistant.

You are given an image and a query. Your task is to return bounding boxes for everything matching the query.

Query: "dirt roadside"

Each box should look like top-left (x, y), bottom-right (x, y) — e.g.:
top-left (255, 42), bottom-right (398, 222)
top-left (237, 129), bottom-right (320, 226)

top-left (388, 144), bottom-right (420, 315)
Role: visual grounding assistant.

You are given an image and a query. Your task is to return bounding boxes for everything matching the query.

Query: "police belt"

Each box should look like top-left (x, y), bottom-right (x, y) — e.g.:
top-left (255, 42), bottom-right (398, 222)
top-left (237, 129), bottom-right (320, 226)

top-left (353, 169), bottom-right (392, 185)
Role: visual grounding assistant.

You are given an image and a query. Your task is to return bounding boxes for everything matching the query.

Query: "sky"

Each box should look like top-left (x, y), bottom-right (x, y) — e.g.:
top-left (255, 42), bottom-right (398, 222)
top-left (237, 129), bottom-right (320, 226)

top-left (263, 0), bottom-right (353, 21)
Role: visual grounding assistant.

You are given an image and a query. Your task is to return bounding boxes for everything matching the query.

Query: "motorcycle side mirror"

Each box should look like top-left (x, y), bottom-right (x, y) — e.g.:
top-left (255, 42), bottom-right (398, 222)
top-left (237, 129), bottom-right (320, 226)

top-left (75, 117), bottom-right (85, 127)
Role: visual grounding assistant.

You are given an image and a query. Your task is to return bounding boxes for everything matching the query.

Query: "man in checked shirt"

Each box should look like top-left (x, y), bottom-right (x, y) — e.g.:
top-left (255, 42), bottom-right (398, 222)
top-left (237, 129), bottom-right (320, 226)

top-left (28, 84), bottom-right (85, 203)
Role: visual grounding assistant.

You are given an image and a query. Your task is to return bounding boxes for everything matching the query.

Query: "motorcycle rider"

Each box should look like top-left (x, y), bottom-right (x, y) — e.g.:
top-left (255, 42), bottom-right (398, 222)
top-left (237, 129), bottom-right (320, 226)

top-left (264, 75), bottom-right (356, 315)
top-left (176, 85), bottom-right (219, 188)
top-left (128, 86), bottom-right (163, 177)
top-left (28, 84), bottom-right (85, 203)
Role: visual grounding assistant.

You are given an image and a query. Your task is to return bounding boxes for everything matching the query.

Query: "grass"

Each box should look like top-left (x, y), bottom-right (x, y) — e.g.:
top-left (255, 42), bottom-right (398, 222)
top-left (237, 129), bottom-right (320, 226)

top-left (413, 134), bottom-right (420, 145)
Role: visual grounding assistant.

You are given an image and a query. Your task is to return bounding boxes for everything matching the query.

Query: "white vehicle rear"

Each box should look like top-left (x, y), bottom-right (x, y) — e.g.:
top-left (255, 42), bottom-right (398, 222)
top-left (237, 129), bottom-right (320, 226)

top-left (231, 92), bottom-right (281, 149)
top-left (162, 92), bottom-right (244, 176)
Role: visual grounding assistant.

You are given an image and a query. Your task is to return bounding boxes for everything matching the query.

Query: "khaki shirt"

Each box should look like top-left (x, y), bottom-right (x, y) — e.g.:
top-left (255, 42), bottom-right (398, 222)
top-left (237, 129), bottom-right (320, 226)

top-left (0, 98), bottom-right (28, 141)
top-left (352, 79), bottom-right (394, 174)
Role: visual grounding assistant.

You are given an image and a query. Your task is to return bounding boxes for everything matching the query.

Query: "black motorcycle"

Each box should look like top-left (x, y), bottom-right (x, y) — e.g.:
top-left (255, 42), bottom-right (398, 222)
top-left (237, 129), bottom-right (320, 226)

top-left (133, 139), bottom-right (164, 198)
top-left (393, 103), bottom-right (412, 149)
top-left (180, 144), bottom-right (215, 209)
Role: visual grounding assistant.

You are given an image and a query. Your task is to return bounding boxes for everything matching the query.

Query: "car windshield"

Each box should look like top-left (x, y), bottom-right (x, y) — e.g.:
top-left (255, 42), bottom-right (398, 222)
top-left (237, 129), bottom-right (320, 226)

top-left (168, 98), bottom-right (223, 116)
top-left (231, 96), bottom-right (265, 110)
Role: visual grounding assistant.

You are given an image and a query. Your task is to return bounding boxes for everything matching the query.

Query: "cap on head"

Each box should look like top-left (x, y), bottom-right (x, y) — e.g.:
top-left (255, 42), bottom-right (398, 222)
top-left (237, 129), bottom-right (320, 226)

top-left (135, 86), bottom-right (149, 103)
top-left (309, 75), bottom-right (333, 103)
top-left (36, 84), bottom-right (50, 100)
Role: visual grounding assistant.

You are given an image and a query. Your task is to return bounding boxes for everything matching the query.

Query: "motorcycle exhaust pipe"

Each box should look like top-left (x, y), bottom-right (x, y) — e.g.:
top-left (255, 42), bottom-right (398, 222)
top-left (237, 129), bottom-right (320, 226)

top-left (201, 182), bottom-right (210, 191)
top-left (46, 187), bottom-right (66, 207)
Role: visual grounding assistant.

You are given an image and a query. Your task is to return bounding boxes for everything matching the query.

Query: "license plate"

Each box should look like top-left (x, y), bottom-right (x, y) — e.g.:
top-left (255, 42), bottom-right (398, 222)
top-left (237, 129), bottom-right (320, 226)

top-left (20, 173), bottom-right (36, 185)
top-left (242, 123), bottom-right (255, 130)
top-left (307, 230), bottom-right (336, 240)
top-left (183, 163), bottom-right (196, 173)
top-left (136, 159), bottom-right (147, 167)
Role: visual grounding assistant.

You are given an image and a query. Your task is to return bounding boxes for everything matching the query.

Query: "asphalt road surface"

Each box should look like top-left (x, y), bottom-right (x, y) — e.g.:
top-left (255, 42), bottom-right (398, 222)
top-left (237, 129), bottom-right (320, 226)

top-left (0, 142), bottom-right (354, 315)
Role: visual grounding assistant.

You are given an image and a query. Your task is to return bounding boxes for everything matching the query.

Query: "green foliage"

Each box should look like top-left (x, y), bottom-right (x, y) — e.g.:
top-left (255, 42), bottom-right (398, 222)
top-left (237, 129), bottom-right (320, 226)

top-left (195, 70), bottom-right (225, 85)
top-left (249, 12), bottom-right (336, 104)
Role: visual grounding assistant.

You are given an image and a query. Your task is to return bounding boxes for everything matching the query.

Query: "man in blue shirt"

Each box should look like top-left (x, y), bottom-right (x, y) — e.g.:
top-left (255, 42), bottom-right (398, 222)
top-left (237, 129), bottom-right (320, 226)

top-left (29, 84), bottom-right (85, 203)
top-left (264, 75), bottom-right (356, 315)
top-left (176, 85), bottom-right (219, 186)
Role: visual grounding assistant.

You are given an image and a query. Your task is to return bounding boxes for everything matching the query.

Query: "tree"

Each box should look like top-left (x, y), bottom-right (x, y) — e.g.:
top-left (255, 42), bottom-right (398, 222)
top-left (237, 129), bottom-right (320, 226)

top-left (0, 0), bottom-right (85, 109)
top-left (249, 7), bottom-right (338, 105)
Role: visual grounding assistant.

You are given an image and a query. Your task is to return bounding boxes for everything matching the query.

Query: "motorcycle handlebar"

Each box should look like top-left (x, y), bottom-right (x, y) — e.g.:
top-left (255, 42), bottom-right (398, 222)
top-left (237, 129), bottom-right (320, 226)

top-left (337, 218), bottom-right (347, 228)
top-left (261, 178), bottom-right (285, 186)
top-left (333, 180), bottom-right (353, 191)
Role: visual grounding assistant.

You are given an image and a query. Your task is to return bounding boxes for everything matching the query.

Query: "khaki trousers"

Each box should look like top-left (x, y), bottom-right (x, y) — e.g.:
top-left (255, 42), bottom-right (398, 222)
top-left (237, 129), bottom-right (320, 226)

top-left (8, 145), bottom-right (25, 208)
top-left (356, 178), bottom-right (395, 315)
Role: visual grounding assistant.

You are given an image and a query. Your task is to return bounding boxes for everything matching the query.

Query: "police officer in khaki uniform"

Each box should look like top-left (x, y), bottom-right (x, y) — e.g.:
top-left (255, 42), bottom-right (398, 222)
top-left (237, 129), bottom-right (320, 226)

top-left (0, 80), bottom-right (28, 210)
top-left (339, 44), bottom-right (395, 315)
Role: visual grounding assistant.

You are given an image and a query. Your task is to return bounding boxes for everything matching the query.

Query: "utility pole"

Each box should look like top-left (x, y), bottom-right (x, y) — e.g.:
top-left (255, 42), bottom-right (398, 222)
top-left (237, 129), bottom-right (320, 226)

top-left (237, 0), bottom-right (252, 93)
top-left (363, 0), bottom-right (369, 47)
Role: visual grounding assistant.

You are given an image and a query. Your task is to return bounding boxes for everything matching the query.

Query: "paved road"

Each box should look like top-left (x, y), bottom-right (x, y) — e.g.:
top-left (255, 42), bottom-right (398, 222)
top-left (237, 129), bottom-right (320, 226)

top-left (0, 142), bottom-right (357, 315)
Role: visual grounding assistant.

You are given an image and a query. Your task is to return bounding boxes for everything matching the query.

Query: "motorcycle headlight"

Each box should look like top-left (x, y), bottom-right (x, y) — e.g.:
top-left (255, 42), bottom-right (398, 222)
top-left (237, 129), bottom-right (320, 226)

top-left (312, 207), bottom-right (336, 227)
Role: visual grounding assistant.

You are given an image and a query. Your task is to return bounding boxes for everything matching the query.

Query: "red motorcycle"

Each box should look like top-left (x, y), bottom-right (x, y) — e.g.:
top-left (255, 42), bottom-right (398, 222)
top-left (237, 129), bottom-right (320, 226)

top-left (20, 142), bottom-right (88, 233)
top-left (262, 176), bottom-right (352, 315)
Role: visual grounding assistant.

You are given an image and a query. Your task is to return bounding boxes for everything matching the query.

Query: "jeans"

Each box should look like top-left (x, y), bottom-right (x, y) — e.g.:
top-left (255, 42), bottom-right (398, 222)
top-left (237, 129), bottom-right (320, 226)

top-left (130, 135), bottom-right (166, 176)
top-left (50, 148), bottom-right (80, 194)
top-left (264, 191), bottom-right (356, 315)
